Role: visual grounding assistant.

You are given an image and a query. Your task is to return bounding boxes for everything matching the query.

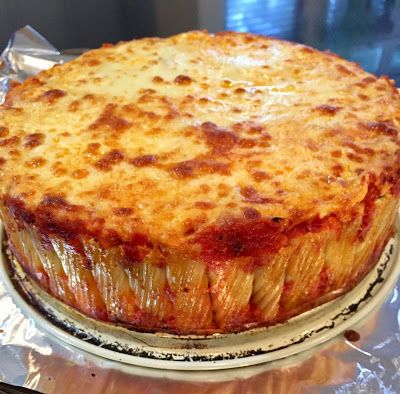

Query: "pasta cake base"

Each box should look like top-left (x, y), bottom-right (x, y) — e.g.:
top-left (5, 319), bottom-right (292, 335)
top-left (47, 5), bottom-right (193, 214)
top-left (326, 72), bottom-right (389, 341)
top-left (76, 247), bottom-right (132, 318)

top-left (1, 222), bottom-right (399, 370)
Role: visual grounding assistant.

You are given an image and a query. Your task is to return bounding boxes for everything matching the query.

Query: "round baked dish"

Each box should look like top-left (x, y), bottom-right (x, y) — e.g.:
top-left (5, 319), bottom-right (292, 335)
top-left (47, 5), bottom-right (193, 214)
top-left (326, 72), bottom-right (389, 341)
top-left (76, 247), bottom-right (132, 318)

top-left (0, 31), bottom-right (399, 334)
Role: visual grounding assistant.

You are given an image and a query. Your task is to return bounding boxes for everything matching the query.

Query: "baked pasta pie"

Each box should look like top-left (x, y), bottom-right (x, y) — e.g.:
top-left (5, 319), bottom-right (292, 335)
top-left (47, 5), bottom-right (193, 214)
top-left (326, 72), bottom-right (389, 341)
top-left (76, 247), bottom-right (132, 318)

top-left (0, 31), bottom-right (399, 334)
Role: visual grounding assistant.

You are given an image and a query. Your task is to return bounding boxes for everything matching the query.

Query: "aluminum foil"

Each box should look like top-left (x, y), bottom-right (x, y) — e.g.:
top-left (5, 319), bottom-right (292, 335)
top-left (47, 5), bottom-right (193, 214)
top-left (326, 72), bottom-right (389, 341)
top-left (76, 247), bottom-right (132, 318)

top-left (0, 26), bottom-right (399, 393)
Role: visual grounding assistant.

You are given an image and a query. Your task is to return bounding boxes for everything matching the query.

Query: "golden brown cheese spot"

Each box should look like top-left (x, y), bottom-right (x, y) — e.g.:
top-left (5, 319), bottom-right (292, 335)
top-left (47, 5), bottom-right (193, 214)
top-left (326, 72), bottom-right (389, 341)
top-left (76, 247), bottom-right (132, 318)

top-left (358, 94), bottom-right (369, 101)
top-left (234, 88), bottom-right (246, 95)
top-left (87, 59), bottom-right (101, 66)
top-left (152, 76), bottom-right (164, 83)
top-left (8, 149), bottom-right (20, 157)
top-left (240, 186), bottom-right (277, 204)
top-left (94, 149), bottom-right (125, 171)
top-left (330, 150), bottom-right (342, 158)
top-left (335, 64), bottom-right (355, 76)
top-left (0, 136), bottom-right (20, 147)
top-left (305, 139), bottom-right (319, 152)
top-left (194, 201), bottom-right (216, 209)
top-left (239, 138), bottom-right (257, 148)
top-left (362, 76), bottom-right (376, 84)
top-left (89, 104), bottom-right (132, 132)
top-left (174, 75), bottom-right (193, 85)
top-left (71, 169), bottom-right (89, 179)
top-left (217, 183), bottom-right (230, 198)
top-left (24, 133), bottom-right (45, 149)
top-left (342, 141), bottom-right (374, 156)
top-left (0, 157), bottom-right (7, 166)
top-left (68, 100), bottom-right (80, 112)
top-left (313, 105), bottom-right (341, 115)
top-left (84, 143), bottom-right (101, 157)
top-left (252, 170), bottom-right (271, 182)
top-left (201, 122), bottom-right (239, 154)
top-left (41, 89), bottom-right (66, 103)
top-left (129, 154), bottom-right (158, 167)
top-left (25, 157), bottom-right (46, 168)
top-left (0, 127), bottom-right (9, 138)
top-left (112, 207), bottom-right (133, 216)
top-left (346, 152), bottom-right (364, 163)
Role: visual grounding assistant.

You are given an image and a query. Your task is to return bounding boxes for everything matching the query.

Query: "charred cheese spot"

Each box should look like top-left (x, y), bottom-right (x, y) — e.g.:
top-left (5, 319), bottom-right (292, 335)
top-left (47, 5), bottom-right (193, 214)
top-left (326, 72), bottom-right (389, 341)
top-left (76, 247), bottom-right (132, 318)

top-left (25, 157), bottom-right (46, 168)
top-left (0, 127), bottom-right (9, 137)
top-left (84, 143), bottom-right (101, 157)
top-left (71, 169), bottom-right (89, 179)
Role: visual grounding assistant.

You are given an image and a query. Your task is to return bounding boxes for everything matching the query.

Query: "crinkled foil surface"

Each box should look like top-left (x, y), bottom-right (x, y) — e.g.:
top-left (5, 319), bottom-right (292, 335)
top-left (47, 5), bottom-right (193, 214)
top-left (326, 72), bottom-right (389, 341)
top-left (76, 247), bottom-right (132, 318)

top-left (0, 27), bottom-right (399, 394)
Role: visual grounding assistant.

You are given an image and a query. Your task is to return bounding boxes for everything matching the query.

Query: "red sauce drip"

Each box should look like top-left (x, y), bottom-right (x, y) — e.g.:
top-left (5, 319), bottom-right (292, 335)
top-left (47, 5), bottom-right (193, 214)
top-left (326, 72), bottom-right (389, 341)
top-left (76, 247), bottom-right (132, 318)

top-left (130, 154), bottom-right (158, 167)
top-left (3, 196), bottom-right (35, 228)
top-left (344, 329), bottom-right (360, 342)
top-left (194, 218), bottom-right (288, 262)
top-left (123, 234), bottom-right (153, 263)
top-left (316, 267), bottom-right (330, 296)
top-left (288, 215), bottom-right (341, 240)
top-left (200, 122), bottom-right (239, 154)
top-left (358, 182), bottom-right (380, 241)
top-left (89, 104), bottom-right (132, 132)
top-left (94, 149), bottom-right (125, 171)
top-left (41, 89), bottom-right (66, 103)
top-left (24, 133), bottom-right (45, 149)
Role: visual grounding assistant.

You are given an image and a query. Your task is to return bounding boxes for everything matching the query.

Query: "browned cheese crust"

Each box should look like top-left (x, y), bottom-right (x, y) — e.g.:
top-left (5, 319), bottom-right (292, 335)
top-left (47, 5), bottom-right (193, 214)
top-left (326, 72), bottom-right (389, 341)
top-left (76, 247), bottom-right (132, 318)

top-left (0, 31), bottom-right (399, 333)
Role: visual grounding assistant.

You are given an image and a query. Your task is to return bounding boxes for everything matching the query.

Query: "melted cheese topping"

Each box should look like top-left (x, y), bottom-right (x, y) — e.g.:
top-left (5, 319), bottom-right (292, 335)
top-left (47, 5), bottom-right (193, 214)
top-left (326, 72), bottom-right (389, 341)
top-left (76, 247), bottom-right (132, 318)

top-left (0, 31), bottom-right (399, 249)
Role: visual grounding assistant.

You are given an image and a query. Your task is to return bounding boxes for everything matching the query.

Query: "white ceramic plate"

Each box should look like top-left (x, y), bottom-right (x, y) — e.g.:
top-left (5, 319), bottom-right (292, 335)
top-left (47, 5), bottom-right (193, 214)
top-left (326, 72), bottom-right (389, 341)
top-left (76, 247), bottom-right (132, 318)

top-left (1, 222), bottom-right (399, 371)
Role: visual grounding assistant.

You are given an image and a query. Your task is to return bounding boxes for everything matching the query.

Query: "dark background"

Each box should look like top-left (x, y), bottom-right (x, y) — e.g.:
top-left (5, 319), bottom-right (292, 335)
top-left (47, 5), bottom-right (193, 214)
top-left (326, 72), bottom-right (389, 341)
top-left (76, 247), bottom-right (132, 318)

top-left (0, 0), bottom-right (399, 84)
